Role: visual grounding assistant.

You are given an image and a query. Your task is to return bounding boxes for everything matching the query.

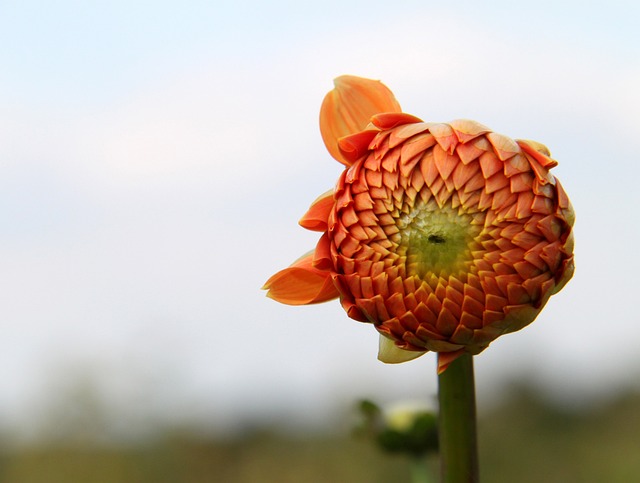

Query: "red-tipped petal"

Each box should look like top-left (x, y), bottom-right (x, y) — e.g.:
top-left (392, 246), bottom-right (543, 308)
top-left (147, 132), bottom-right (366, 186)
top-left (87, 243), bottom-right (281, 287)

top-left (320, 75), bottom-right (401, 166)
top-left (299, 190), bottom-right (334, 232)
top-left (263, 252), bottom-right (339, 305)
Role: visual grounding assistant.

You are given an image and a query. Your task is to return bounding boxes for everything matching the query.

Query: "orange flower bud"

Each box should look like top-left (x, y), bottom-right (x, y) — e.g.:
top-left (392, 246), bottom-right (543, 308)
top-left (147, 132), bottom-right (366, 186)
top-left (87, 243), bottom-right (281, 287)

top-left (265, 76), bottom-right (575, 373)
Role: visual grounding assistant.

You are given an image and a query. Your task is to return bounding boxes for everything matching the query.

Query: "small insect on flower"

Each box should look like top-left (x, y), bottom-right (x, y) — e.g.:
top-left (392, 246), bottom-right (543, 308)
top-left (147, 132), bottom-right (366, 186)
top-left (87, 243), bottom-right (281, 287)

top-left (263, 76), bottom-right (574, 373)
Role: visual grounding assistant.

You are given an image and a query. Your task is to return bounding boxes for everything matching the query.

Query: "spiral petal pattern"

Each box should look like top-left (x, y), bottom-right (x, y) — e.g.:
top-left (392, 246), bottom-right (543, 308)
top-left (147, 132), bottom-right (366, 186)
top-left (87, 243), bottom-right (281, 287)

top-left (325, 113), bottom-right (574, 361)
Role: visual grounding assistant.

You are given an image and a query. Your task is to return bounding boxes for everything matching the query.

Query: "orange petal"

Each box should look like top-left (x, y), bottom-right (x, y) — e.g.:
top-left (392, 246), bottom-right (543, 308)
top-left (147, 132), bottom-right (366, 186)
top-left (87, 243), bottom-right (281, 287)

top-left (436, 350), bottom-right (466, 374)
top-left (449, 119), bottom-right (491, 143)
top-left (338, 130), bottom-right (379, 164)
top-left (312, 232), bottom-right (333, 270)
top-left (299, 190), bottom-right (334, 232)
top-left (320, 75), bottom-right (401, 166)
top-left (517, 139), bottom-right (558, 168)
top-left (371, 112), bottom-right (423, 130)
top-left (487, 132), bottom-right (519, 161)
top-left (263, 252), bottom-right (339, 305)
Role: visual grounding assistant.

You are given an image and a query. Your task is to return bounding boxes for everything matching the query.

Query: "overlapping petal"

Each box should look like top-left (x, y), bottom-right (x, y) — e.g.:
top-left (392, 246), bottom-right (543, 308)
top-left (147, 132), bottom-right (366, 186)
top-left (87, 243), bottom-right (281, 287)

top-left (299, 190), bottom-right (334, 232)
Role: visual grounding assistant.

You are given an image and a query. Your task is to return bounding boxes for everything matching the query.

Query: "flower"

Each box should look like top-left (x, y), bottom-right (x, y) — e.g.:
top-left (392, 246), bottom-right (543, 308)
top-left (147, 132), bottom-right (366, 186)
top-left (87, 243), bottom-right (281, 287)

top-left (263, 76), bottom-right (575, 373)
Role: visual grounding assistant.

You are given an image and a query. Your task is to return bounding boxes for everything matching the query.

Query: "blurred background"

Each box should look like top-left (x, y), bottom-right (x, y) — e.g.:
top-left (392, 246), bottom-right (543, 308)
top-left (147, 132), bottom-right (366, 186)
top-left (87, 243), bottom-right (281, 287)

top-left (0, 0), bottom-right (639, 481)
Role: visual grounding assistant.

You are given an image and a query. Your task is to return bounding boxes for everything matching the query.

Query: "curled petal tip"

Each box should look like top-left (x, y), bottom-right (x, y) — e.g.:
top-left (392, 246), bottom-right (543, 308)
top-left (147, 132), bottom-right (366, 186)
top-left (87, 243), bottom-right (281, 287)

top-left (371, 112), bottom-right (423, 129)
top-left (517, 139), bottom-right (558, 168)
top-left (337, 130), bottom-right (379, 164)
top-left (299, 189), bottom-right (334, 232)
top-left (320, 75), bottom-right (401, 165)
top-left (517, 139), bottom-right (551, 156)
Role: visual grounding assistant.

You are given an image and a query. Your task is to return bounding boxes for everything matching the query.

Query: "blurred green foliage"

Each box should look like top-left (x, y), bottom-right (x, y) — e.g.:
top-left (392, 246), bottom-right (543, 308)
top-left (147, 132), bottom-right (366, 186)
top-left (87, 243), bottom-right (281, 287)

top-left (355, 399), bottom-right (438, 458)
top-left (0, 386), bottom-right (639, 482)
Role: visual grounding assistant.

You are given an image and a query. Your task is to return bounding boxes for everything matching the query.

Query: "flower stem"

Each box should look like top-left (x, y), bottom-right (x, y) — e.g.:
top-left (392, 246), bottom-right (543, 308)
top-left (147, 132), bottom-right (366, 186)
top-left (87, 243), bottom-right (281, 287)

top-left (437, 353), bottom-right (479, 482)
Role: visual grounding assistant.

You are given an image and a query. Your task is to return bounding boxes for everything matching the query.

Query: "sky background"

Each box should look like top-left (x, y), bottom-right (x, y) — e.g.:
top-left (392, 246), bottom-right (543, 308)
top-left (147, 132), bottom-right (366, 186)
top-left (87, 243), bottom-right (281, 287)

top-left (0, 0), bottom-right (638, 439)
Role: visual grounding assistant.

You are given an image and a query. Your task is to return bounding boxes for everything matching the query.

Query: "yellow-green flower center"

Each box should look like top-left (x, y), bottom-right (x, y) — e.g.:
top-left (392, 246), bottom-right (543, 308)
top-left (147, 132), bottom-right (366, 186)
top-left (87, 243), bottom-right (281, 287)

top-left (395, 201), bottom-right (483, 279)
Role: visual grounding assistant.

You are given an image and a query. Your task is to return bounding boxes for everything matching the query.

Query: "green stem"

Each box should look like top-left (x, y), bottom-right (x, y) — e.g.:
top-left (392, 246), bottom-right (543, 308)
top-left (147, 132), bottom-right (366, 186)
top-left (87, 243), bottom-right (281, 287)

top-left (437, 353), bottom-right (479, 483)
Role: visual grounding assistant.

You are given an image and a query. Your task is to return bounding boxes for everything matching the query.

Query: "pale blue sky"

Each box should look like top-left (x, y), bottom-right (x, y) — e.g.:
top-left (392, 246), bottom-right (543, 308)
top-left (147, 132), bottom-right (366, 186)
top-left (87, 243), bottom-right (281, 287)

top-left (0, 0), bottom-right (638, 437)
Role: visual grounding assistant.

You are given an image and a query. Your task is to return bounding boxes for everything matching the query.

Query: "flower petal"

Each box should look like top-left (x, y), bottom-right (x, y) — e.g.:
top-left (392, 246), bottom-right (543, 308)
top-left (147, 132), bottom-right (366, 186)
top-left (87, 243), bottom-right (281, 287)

top-left (371, 112), bottom-right (423, 130)
top-left (338, 130), bottom-right (379, 165)
top-left (378, 334), bottom-right (427, 363)
top-left (487, 132), bottom-right (520, 161)
top-left (436, 350), bottom-right (466, 374)
top-left (449, 119), bottom-right (491, 143)
top-left (263, 252), bottom-right (339, 305)
top-left (517, 139), bottom-right (559, 169)
top-left (299, 189), bottom-right (334, 232)
top-left (320, 75), bottom-right (401, 166)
